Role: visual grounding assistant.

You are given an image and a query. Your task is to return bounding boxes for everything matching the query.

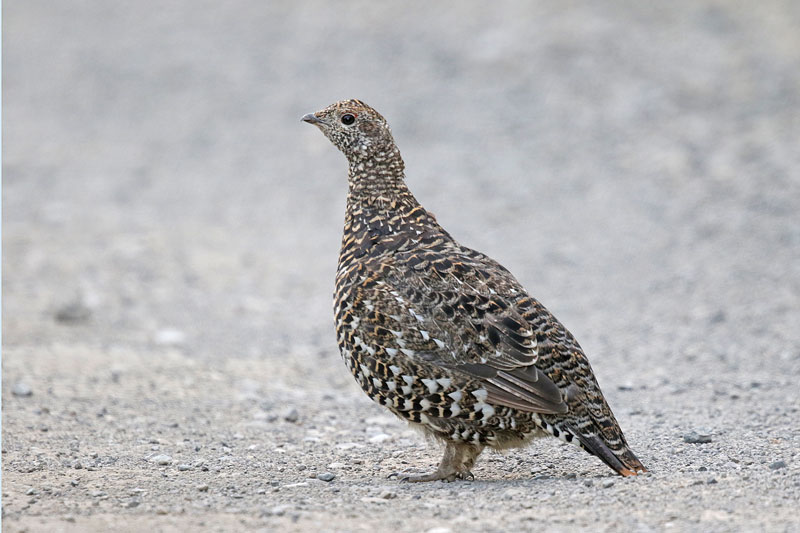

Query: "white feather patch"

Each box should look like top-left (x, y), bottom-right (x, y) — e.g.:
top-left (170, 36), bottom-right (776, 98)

top-left (421, 378), bottom-right (438, 394)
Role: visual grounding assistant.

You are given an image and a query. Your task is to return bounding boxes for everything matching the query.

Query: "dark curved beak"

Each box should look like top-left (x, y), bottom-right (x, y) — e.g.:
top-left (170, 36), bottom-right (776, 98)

top-left (301, 113), bottom-right (322, 125)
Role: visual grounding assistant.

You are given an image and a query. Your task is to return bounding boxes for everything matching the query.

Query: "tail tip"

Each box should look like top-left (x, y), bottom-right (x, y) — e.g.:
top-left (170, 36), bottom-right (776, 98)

top-left (618, 465), bottom-right (647, 477)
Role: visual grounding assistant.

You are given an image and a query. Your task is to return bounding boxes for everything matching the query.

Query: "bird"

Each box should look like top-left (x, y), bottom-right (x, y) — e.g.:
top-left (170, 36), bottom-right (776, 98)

top-left (302, 99), bottom-right (647, 481)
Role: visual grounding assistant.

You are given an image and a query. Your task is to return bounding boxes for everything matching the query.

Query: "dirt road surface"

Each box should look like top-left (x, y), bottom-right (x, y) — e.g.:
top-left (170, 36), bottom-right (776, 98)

top-left (3, 2), bottom-right (799, 531)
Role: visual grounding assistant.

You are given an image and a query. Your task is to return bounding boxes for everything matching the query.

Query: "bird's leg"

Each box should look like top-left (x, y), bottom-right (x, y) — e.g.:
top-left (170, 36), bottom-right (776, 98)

top-left (399, 442), bottom-right (484, 482)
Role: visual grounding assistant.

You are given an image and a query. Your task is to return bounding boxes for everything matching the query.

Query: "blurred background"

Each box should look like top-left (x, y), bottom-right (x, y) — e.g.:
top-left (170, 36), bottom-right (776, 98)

top-left (4, 1), bottom-right (800, 528)
top-left (4, 1), bottom-right (798, 378)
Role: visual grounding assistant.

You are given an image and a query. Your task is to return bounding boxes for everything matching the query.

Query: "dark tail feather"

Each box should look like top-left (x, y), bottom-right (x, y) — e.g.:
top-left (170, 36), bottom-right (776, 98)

top-left (566, 426), bottom-right (647, 477)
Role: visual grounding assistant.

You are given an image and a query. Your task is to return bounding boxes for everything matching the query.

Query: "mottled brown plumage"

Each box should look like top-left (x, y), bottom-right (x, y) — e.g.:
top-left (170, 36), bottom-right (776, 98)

top-left (302, 100), bottom-right (646, 481)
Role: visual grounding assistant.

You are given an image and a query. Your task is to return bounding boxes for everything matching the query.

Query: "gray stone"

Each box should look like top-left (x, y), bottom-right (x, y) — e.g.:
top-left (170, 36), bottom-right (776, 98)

top-left (769, 460), bottom-right (787, 470)
top-left (54, 301), bottom-right (92, 324)
top-left (12, 382), bottom-right (33, 397)
top-left (316, 472), bottom-right (336, 482)
top-left (150, 454), bottom-right (172, 465)
top-left (684, 431), bottom-right (713, 444)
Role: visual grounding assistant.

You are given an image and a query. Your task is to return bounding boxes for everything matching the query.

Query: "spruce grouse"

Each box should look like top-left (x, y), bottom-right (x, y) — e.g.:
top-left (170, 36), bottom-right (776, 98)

top-left (302, 99), bottom-right (647, 481)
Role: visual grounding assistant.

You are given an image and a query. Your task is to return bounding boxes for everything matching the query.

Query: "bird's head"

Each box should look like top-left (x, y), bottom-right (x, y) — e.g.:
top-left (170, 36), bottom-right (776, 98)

top-left (302, 100), bottom-right (396, 161)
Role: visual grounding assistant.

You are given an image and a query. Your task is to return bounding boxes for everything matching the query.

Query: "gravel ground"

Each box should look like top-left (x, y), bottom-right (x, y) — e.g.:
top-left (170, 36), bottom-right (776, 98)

top-left (3, 1), bottom-right (800, 532)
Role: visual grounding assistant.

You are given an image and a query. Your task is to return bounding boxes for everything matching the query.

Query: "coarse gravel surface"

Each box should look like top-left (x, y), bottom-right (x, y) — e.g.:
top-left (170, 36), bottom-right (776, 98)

top-left (3, 1), bottom-right (800, 532)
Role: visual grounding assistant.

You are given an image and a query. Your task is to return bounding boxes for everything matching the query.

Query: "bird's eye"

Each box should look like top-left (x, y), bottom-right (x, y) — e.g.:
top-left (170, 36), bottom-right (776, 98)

top-left (341, 113), bottom-right (356, 125)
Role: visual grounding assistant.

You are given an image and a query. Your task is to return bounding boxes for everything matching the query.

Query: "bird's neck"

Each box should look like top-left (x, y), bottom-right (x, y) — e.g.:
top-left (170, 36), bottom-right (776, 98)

top-left (344, 146), bottom-right (420, 219)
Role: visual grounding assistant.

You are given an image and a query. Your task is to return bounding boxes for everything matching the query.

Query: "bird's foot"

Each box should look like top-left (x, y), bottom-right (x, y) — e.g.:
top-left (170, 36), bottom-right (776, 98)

top-left (389, 469), bottom-right (474, 483)
top-left (389, 442), bottom-right (483, 483)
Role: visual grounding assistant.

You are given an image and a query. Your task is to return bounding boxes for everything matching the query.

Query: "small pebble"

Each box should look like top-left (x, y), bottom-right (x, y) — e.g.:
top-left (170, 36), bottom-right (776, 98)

top-left (360, 496), bottom-right (389, 504)
top-left (708, 310), bottom-right (726, 324)
top-left (601, 479), bottom-right (615, 488)
top-left (317, 472), bottom-right (336, 482)
top-left (55, 301), bottom-right (92, 324)
top-left (26, 488), bottom-right (37, 496)
top-left (177, 464), bottom-right (191, 471)
top-left (270, 505), bottom-right (288, 516)
top-left (73, 461), bottom-right (83, 470)
top-left (379, 490), bottom-right (397, 499)
top-left (683, 431), bottom-right (712, 444)
top-left (154, 328), bottom-right (186, 346)
top-left (368, 433), bottom-right (392, 443)
top-left (283, 408), bottom-right (299, 423)
top-left (769, 460), bottom-right (787, 470)
top-left (583, 480), bottom-right (593, 487)
top-left (150, 454), bottom-right (172, 465)
top-left (12, 382), bottom-right (33, 397)
top-left (197, 484), bottom-right (209, 492)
